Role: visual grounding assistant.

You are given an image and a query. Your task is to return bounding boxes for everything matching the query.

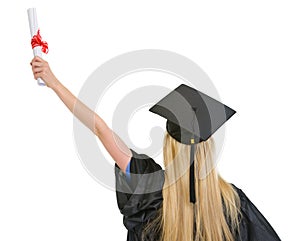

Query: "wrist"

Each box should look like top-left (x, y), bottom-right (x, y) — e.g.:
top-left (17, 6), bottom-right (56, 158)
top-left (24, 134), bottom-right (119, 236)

top-left (49, 78), bottom-right (61, 90)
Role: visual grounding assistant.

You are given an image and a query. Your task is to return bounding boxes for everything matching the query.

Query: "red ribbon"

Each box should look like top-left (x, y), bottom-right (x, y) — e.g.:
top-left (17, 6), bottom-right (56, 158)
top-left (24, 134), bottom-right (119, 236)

top-left (31, 29), bottom-right (49, 54)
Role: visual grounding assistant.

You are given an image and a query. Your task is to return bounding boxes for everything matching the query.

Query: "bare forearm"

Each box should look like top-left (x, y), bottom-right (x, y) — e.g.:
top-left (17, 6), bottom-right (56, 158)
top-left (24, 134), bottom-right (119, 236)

top-left (51, 80), bottom-right (102, 135)
top-left (52, 81), bottom-right (131, 170)
top-left (30, 56), bottom-right (104, 135)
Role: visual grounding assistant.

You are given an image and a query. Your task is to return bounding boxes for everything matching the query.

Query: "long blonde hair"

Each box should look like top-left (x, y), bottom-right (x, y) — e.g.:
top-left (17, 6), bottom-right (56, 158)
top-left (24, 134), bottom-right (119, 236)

top-left (143, 132), bottom-right (240, 241)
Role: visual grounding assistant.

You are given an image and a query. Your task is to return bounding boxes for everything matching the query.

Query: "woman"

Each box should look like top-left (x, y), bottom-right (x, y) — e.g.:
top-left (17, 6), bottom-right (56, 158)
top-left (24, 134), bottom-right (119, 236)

top-left (30, 56), bottom-right (281, 241)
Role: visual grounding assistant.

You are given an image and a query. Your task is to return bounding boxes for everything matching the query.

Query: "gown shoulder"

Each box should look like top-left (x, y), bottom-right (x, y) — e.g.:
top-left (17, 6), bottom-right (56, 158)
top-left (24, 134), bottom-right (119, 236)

top-left (115, 150), bottom-right (164, 241)
top-left (232, 184), bottom-right (281, 241)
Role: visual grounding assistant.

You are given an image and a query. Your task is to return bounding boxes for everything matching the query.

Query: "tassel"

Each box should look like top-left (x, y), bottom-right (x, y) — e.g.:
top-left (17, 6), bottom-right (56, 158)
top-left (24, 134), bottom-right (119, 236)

top-left (189, 139), bottom-right (196, 203)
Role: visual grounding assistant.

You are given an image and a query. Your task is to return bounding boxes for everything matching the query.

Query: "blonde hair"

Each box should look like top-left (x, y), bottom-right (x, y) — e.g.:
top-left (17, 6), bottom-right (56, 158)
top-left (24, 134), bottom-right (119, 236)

top-left (143, 132), bottom-right (240, 241)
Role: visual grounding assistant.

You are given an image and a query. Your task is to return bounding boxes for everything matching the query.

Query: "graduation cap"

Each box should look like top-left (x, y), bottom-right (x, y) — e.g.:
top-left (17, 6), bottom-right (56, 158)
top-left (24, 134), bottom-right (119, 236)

top-left (149, 84), bottom-right (236, 203)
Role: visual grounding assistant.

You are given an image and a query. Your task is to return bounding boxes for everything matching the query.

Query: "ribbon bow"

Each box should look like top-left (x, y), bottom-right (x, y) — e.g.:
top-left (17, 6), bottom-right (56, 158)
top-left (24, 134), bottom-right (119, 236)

top-left (31, 29), bottom-right (49, 54)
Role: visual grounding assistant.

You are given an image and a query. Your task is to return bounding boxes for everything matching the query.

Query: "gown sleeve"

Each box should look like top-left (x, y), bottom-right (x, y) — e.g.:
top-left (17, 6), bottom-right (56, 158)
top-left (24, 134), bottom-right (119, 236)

top-left (115, 149), bottom-right (164, 241)
top-left (233, 185), bottom-right (281, 241)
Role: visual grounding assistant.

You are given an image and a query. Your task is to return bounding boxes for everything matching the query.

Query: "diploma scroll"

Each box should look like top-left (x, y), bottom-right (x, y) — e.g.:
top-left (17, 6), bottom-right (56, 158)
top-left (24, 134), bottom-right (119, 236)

top-left (27, 8), bottom-right (47, 86)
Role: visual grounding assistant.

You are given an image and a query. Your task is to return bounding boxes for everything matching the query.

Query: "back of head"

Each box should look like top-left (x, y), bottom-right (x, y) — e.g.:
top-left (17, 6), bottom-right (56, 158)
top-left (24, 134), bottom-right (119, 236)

top-left (143, 132), bottom-right (241, 241)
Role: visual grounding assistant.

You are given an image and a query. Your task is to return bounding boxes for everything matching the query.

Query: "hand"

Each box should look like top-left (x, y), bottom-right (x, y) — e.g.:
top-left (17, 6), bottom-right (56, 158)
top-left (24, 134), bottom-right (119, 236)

top-left (30, 56), bottom-right (59, 88)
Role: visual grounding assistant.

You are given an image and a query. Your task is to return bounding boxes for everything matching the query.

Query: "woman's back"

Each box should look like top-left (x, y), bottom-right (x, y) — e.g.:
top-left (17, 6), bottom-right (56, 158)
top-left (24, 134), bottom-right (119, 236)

top-left (115, 136), bottom-right (281, 241)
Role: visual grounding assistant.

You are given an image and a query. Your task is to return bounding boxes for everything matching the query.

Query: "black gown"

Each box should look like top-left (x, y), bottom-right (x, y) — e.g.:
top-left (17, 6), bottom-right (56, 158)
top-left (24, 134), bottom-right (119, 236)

top-left (115, 150), bottom-right (281, 241)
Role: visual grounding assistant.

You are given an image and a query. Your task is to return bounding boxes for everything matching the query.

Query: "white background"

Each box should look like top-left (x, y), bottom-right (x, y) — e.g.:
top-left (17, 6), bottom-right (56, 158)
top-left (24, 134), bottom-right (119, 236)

top-left (0, 0), bottom-right (299, 240)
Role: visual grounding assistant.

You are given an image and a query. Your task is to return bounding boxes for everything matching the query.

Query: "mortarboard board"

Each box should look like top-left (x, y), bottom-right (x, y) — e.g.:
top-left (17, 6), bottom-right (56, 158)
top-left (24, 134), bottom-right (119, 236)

top-left (149, 84), bottom-right (236, 203)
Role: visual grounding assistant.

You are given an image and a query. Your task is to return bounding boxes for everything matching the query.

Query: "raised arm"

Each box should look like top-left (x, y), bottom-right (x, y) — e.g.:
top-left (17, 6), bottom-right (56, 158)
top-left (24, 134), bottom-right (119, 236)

top-left (30, 56), bottom-right (132, 172)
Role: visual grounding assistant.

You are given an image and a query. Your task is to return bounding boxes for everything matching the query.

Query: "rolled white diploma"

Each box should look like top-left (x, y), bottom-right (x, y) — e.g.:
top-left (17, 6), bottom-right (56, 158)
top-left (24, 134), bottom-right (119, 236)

top-left (27, 8), bottom-right (46, 86)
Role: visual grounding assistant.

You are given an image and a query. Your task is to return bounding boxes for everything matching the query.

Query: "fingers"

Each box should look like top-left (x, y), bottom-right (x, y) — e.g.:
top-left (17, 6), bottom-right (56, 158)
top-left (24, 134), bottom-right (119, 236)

top-left (29, 56), bottom-right (58, 88)
top-left (31, 57), bottom-right (48, 72)
top-left (31, 61), bottom-right (42, 68)
top-left (31, 64), bottom-right (43, 79)
top-left (30, 57), bottom-right (47, 79)
top-left (30, 56), bottom-right (47, 66)
top-left (32, 67), bottom-right (50, 81)
top-left (32, 66), bottom-right (47, 80)
top-left (31, 61), bottom-right (43, 73)
top-left (33, 71), bottom-right (46, 80)
top-left (32, 67), bottom-right (43, 74)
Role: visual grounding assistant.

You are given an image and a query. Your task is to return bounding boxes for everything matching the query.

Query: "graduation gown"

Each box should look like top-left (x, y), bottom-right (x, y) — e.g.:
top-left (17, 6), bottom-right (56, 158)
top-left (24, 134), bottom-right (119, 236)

top-left (115, 151), bottom-right (281, 241)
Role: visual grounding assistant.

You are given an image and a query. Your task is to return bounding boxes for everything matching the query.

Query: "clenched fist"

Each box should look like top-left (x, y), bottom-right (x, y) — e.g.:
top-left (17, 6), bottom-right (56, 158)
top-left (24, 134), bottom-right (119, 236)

top-left (30, 56), bottom-right (58, 88)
